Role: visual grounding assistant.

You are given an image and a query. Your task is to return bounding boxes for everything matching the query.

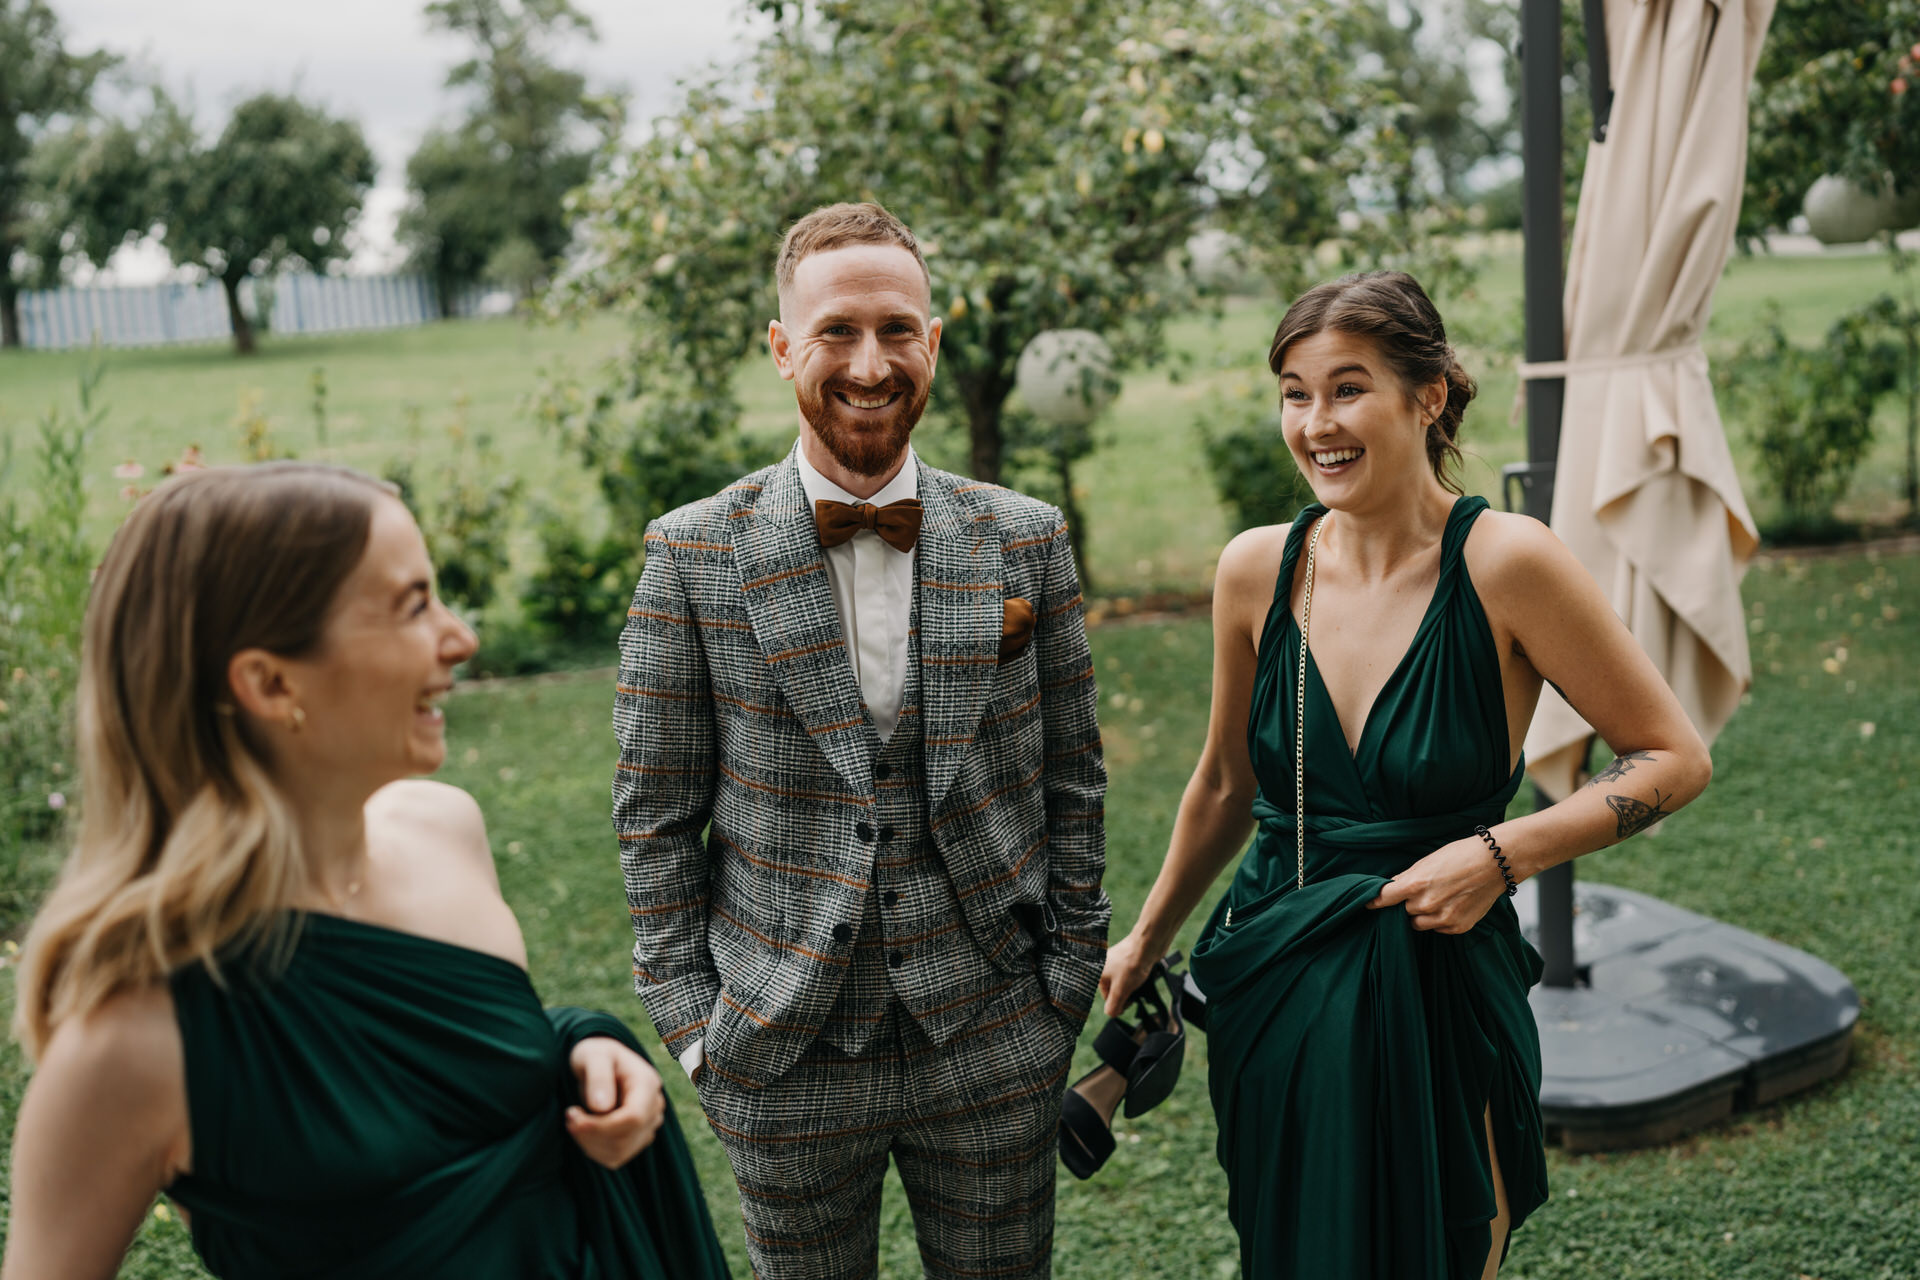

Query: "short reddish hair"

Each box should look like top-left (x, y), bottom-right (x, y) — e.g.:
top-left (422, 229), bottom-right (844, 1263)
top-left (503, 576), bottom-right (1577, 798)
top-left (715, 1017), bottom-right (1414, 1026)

top-left (775, 202), bottom-right (929, 300)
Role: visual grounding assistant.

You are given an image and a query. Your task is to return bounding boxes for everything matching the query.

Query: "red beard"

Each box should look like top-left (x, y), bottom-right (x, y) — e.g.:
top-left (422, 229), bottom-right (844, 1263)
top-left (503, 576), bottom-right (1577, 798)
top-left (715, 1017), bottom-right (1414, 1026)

top-left (797, 376), bottom-right (930, 478)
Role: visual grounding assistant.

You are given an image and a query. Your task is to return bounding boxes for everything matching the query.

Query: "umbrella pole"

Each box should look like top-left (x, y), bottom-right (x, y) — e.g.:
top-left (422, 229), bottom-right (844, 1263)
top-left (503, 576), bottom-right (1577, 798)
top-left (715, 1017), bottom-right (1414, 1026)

top-left (1517, 0), bottom-right (1580, 990)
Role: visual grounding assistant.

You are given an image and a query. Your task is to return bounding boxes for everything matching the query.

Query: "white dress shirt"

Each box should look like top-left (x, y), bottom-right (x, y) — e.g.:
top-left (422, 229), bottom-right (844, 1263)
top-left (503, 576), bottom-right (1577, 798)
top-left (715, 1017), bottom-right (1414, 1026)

top-left (679, 446), bottom-right (919, 1081)
top-left (794, 444), bottom-right (918, 744)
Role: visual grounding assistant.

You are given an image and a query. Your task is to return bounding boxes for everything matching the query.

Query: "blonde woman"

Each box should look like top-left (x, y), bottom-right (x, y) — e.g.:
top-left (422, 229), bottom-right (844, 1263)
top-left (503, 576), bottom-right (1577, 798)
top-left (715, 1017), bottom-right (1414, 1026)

top-left (4, 464), bottom-right (727, 1280)
top-left (1100, 272), bottom-right (1713, 1278)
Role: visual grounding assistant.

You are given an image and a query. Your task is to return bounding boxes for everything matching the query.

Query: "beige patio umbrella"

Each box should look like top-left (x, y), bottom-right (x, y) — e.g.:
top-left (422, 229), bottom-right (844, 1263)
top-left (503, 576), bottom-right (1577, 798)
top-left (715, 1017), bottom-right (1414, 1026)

top-left (1521, 0), bottom-right (1773, 799)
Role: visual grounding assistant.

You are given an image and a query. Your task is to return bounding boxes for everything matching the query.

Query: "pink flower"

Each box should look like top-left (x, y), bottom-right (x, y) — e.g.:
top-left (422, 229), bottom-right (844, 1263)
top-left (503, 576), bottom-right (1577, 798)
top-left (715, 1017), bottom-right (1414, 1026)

top-left (175, 445), bottom-right (206, 473)
top-left (120, 485), bottom-right (143, 502)
top-left (47, 792), bottom-right (66, 810)
top-left (1911, 42), bottom-right (1920, 61)
top-left (1896, 77), bottom-right (1911, 95)
top-left (112, 460), bottom-right (144, 480)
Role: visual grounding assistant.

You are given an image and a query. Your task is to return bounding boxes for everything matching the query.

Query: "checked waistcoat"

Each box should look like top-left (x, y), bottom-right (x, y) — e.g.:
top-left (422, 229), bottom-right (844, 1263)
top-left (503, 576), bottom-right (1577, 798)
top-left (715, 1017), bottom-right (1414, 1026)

top-left (817, 612), bottom-right (1007, 1055)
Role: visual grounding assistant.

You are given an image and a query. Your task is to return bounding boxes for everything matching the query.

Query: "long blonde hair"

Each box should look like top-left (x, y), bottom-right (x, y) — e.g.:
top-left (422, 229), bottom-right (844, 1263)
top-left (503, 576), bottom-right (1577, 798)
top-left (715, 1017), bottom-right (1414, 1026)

top-left (14, 463), bottom-right (394, 1059)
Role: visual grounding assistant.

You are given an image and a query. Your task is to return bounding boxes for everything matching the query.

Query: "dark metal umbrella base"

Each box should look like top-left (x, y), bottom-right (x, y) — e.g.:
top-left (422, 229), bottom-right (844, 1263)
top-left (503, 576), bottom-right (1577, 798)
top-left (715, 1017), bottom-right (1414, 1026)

top-left (1514, 880), bottom-right (1859, 1153)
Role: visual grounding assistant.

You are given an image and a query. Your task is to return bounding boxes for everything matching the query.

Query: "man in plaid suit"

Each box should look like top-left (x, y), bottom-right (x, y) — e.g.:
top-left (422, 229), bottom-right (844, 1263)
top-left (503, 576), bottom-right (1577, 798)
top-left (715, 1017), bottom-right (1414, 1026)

top-left (612, 202), bottom-right (1109, 1279)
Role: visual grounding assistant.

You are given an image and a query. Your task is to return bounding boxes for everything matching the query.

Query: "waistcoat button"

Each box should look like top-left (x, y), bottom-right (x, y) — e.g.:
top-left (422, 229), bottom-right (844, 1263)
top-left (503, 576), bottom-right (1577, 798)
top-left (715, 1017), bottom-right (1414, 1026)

top-left (832, 923), bottom-right (853, 944)
top-left (875, 762), bottom-right (893, 781)
top-left (888, 950), bottom-right (905, 969)
top-left (882, 890), bottom-right (899, 907)
top-left (878, 824), bottom-right (896, 843)
top-left (855, 821), bottom-right (875, 842)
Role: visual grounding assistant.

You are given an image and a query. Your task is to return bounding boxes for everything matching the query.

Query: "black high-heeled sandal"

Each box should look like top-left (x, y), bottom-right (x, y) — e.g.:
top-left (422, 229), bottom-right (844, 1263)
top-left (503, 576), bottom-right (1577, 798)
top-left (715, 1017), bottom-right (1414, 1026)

top-left (1058, 955), bottom-right (1191, 1179)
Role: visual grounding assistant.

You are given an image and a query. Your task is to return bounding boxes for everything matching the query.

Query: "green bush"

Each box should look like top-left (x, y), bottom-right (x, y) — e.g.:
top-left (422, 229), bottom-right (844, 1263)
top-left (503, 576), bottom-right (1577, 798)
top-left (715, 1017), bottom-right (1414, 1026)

top-left (1200, 387), bottom-right (1316, 534)
top-left (385, 404), bottom-right (524, 617)
top-left (0, 366), bottom-right (104, 924)
top-left (1720, 306), bottom-right (1900, 541)
top-left (531, 364), bottom-right (778, 564)
top-left (522, 514), bottom-right (636, 647)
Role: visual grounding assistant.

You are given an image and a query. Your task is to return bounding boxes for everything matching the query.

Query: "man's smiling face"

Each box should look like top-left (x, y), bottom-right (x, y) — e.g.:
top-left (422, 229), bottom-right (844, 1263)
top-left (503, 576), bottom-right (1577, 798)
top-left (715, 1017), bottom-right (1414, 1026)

top-left (770, 243), bottom-right (942, 481)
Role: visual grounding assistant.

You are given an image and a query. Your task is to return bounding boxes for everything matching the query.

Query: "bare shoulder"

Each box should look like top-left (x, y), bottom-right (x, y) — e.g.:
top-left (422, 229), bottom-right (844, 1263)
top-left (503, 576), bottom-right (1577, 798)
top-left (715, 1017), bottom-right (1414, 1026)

top-left (1216, 523), bottom-right (1292, 602)
top-left (1462, 510), bottom-right (1580, 595)
top-left (366, 780), bottom-right (495, 884)
top-left (364, 780), bottom-right (522, 960)
top-left (367, 779), bottom-right (487, 847)
top-left (32, 985), bottom-right (186, 1153)
top-left (41, 984), bottom-right (182, 1089)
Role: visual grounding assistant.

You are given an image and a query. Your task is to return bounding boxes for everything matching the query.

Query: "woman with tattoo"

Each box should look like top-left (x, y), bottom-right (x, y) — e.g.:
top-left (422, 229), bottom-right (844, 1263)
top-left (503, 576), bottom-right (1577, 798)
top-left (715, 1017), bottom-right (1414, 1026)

top-left (1100, 272), bottom-right (1712, 1279)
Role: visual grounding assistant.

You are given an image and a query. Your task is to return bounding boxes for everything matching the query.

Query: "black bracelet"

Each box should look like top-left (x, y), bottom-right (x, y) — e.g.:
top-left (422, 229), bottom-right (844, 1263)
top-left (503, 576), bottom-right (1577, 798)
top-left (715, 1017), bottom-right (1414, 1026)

top-left (1475, 824), bottom-right (1519, 897)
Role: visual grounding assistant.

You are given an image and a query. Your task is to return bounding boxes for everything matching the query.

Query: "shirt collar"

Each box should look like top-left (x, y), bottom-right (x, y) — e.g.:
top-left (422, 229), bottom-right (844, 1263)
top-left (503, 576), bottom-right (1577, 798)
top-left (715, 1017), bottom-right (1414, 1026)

top-left (795, 442), bottom-right (919, 508)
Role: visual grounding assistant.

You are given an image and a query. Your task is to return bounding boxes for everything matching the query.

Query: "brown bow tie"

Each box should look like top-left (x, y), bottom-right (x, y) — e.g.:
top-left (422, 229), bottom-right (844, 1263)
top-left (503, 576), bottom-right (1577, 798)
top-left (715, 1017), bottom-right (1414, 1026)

top-left (813, 498), bottom-right (923, 554)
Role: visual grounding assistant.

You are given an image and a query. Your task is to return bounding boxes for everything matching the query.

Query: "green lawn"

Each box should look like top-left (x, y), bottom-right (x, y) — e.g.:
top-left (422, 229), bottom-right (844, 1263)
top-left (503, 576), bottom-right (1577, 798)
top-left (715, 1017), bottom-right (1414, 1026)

top-left (2, 245), bottom-right (1915, 600)
top-left (5, 543), bottom-right (1911, 1279)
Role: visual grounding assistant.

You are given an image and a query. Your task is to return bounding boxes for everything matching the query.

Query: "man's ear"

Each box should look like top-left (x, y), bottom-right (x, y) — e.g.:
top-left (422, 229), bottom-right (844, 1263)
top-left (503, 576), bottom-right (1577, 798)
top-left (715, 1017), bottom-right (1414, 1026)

top-left (768, 319), bottom-right (797, 382)
top-left (926, 315), bottom-right (942, 378)
top-left (228, 648), bottom-right (302, 731)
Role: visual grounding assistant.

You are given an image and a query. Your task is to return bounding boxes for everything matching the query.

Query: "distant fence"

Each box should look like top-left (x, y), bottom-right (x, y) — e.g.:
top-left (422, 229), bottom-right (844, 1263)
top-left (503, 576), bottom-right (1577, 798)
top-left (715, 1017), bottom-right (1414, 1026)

top-left (17, 273), bottom-right (500, 351)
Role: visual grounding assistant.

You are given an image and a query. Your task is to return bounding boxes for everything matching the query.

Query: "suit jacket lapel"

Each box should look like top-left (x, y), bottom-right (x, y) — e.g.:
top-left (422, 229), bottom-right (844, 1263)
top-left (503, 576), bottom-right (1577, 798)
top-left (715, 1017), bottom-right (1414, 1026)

top-left (915, 463), bottom-right (1004, 810)
top-left (737, 447), bottom-right (875, 793)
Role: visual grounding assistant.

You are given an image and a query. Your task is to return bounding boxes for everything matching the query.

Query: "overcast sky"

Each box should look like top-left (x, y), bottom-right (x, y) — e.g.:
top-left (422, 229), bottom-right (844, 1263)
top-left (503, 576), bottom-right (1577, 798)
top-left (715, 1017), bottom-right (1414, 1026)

top-left (54, 0), bottom-right (757, 281)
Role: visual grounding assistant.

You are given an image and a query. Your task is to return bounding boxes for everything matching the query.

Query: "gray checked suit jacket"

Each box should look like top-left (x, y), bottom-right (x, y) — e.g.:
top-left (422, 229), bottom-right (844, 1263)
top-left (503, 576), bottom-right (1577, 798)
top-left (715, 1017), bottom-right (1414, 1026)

top-left (613, 446), bottom-right (1109, 1087)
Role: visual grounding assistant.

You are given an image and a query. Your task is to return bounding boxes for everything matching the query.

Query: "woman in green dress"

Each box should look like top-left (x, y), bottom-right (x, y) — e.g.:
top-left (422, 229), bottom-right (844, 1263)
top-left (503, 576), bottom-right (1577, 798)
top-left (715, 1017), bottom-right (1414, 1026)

top-left (4, 463), bottom-right (729, 1280)
top-left (1100, 272), bottom-right (1714, 1279)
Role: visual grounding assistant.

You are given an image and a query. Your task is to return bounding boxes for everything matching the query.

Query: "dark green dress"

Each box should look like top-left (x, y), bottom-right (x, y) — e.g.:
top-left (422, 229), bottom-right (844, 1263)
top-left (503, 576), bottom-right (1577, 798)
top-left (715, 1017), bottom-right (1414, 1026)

top-left (165, 912), bottom-right (730, 1280)
top-left (1190, 497), bottom-right (1550, 1279)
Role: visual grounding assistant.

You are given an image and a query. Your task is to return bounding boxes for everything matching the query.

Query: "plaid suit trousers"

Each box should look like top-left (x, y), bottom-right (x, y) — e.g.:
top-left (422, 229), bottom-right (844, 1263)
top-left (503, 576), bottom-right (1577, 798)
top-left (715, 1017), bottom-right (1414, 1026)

top-left (696, 975), bottom-right (1077, 1280)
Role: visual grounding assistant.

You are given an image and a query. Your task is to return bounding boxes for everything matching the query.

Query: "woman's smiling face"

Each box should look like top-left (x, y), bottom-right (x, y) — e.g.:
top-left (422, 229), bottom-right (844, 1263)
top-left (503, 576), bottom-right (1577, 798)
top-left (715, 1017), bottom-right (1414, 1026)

top-left (1277, 330), bottom-right (1446, 513)
top-left (267, 496), bottom-right (478, 787)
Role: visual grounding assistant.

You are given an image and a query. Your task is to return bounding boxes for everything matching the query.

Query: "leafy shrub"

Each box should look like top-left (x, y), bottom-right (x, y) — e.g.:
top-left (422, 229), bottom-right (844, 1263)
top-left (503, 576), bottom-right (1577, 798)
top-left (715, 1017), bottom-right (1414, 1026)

top-left (522, 513), bottom-right (636, 646)
top-left (531, 364), bottom-right (778, 564)
top-left (1201, 387), bottom-right (1315, 534)
top-left (1719, 306), bottom-right (1900, 540)
top-left (385, 403), bottom-right (524, 616)
top-left (0, 366), bottom-right (104, 922)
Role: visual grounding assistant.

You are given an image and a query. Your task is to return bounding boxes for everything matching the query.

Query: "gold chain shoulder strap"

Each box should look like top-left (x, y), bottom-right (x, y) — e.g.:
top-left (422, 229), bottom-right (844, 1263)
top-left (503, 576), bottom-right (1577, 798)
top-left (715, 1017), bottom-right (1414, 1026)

top-left (1225, 512), bottom-right (1327, 930)
top-left (1295, 513), bottom-right (1327, 892)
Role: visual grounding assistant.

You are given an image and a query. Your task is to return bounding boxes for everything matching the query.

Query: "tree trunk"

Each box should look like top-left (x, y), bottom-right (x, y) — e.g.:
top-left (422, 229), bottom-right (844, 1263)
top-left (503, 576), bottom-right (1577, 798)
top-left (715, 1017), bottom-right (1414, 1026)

top-left (222, 272), bottom-right (257, 356)
top-left (967, 396), bottom-right (1002, 483)
top-left (1055, 445), bottom-right (1094, 596)
top-left (0, 281), bottom-right (20, 350)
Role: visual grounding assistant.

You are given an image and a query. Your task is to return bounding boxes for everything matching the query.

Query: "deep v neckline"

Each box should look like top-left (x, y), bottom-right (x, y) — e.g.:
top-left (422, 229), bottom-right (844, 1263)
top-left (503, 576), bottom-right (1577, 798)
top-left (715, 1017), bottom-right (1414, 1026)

top-left (1290, 499), bottom-right (1463, 764)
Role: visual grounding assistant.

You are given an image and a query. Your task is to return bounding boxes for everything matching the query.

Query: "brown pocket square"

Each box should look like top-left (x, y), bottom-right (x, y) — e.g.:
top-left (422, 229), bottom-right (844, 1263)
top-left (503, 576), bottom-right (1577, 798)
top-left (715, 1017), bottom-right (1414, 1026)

top-left (999, 597), bottom-right (1036, 660)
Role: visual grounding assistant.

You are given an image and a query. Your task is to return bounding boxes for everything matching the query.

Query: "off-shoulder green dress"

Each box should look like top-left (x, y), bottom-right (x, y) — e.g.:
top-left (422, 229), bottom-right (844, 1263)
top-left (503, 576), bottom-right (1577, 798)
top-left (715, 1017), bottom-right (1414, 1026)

top-left (165, 912), bottom-right (729, 1280)
top-left (1190, 497), bottom-right (1550, 1278)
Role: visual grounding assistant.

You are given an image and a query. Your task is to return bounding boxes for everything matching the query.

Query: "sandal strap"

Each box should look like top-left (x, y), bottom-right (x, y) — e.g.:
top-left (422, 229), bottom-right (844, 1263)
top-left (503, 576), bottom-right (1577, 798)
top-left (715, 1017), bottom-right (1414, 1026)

top-left (1092, 1019), bottom-right (1143, 1073)
top-left (1059, 1089), bottom-right (1117, 1180)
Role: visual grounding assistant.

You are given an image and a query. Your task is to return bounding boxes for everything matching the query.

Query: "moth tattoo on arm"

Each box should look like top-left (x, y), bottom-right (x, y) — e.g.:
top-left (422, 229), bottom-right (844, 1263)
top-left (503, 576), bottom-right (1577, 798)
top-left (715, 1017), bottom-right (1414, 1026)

top-left (1605, 788), bottom-right (1673, 840)
top-left (1588, 750), bottom-right (1657, 788)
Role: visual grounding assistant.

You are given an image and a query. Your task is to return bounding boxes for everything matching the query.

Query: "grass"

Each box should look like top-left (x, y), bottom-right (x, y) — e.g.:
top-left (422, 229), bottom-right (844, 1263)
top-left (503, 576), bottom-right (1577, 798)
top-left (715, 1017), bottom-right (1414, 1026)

top-left (2, 244), bottom-right (1916, 601)
top-left (2, 544), bottom-right (1911, 1278)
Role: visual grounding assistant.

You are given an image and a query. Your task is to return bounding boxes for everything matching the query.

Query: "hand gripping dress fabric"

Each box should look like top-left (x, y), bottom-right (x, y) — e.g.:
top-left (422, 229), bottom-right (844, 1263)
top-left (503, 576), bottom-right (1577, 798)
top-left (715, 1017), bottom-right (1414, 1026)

top-left (1189, 497), bottom-right (1550, 1279)
top-left (164, 913), bottom-right (730, 1280)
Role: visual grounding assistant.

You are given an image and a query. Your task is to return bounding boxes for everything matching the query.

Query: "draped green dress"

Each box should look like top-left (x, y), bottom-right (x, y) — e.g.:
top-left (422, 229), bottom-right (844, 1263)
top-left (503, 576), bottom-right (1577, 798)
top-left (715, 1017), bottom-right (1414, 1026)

top-left (165, 912), bottom-right (729, 1280)
top-left (1190, 497), bottom-right (1550, 1279)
